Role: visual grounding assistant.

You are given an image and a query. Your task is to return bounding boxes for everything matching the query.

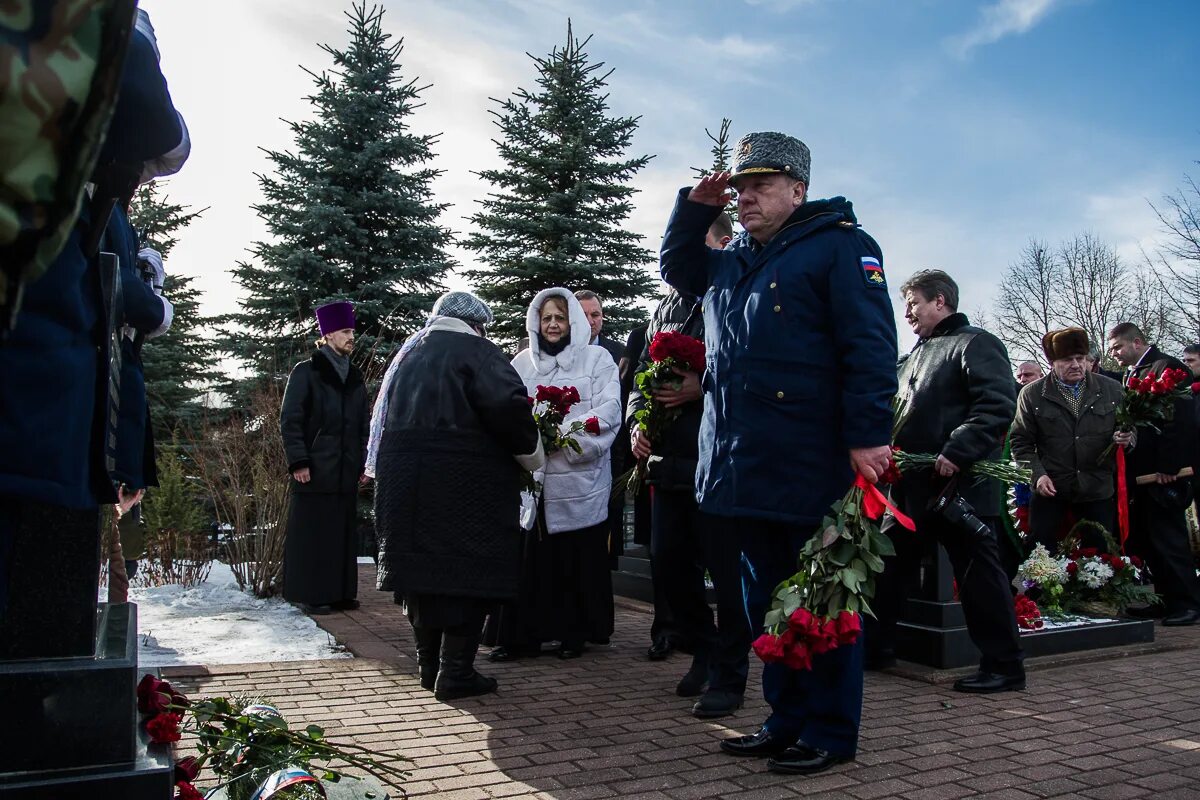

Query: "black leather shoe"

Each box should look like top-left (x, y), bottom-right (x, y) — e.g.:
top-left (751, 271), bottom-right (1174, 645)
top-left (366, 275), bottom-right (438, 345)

top-left (1163, 609), bottom-right (1200, 626)
top-left (331, 599), bottom-right (359, 611)
top-left (487, 646), bottom-right (537, 663)
top-left (953, 670), bottom-right (1026, 693)
top-left (767, 745), bottom-right (850, 775)
top-left (692, 690), bottom-right (743, 719)
top-left (557, 647), bottom-right (584, 660)
top-left (646, 640), bottom-right (674, 660)
top-left (719, 727), bottom-right (795, 757)
top-left (298, 603), bottom-right (333, 616)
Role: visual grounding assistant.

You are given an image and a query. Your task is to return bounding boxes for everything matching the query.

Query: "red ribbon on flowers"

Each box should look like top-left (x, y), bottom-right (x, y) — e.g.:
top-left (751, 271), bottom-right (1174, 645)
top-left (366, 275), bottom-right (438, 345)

top-left (854, 473), bottom-right (916, 531)
top-left (1115, 444), bottom-right (1129, 552)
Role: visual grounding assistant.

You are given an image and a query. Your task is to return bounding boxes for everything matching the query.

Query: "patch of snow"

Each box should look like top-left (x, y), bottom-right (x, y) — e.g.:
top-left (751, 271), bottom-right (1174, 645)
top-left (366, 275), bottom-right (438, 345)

top-left (109, 561), bottom-right (351, 668)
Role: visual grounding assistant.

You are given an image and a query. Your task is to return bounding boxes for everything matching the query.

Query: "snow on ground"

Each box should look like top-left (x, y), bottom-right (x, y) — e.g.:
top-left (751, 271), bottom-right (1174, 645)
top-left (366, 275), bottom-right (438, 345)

top-left (110, 561), bottom-right (351, 668)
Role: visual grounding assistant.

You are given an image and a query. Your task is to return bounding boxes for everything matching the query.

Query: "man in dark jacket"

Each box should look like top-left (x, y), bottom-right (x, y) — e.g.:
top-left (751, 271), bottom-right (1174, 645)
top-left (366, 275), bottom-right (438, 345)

top-left (630, 214), bottom-right (750, 719)
top-left (577, 289), bottom-right (632, 581)
top-left (1185, 344), bottom-right (1200, 519)
top-left (661, 132), bottom-right (897, 775)
top-left (871, 270), bottom-right (1025, 693)
top-left (1010, 328), bottom-right (1130, 552)
top-left (1107, 323), bottom-right (1200, 625)
top-left (280, 301), bottom-right (370, 615)
top-left (372, 291), bottom-right (543, 700)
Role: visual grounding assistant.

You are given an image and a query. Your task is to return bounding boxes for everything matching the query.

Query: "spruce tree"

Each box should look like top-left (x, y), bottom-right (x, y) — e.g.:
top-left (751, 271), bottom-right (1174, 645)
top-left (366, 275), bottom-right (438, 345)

top-left (692, 118), bottom-right (738, 222)
top-left (127, 181), bottom-right (208, 437)
top-left (464, 22), bottom-right (655, 345)
top-left (224, 2), bottom-right (453, 393)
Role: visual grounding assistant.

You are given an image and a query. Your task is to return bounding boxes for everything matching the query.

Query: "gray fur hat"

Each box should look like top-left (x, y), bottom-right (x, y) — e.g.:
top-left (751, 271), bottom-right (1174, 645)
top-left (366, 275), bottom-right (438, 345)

top-left (731, 131), bottom-right (811, 186)
top-left (431, 290), bottom-right (493, 326)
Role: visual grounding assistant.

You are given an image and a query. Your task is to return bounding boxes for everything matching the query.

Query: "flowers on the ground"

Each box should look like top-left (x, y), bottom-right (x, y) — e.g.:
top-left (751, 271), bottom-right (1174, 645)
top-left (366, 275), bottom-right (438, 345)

top-left (175, 756), bottom-right (201, 782)
top-left (147, 712), bottom-right (182, 744)
top-left (1014, 595), bottom-right (1044, 630)
top-left (175, 781), bottom-right (204, 800)
top-left (138, 673), bottom-right (188, 715)
top-left (136, 672), bottom-right (408, 800)
top-left (1013, 524), bottom-right (1159, 617)
top-left (1013, 543), bottom-right (1069, 614)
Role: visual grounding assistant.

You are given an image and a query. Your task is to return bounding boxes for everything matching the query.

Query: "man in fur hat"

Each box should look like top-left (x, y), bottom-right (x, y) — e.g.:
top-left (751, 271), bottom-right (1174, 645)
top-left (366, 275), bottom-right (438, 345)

top-left (1010, 328), bottom-right (1131, 554)
top-left (280, 301), bottom-right (370, 614)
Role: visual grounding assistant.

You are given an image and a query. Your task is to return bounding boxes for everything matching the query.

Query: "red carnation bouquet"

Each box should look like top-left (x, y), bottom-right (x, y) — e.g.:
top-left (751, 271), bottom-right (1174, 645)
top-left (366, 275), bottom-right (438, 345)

top-left (1100, 367), bottom-right (1195, 462)
top-left (620, 331), bottom-right (706, 495)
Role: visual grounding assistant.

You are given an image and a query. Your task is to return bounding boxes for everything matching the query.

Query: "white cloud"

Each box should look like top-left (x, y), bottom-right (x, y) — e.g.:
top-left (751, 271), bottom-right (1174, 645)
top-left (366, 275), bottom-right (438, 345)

top-left (685, 33), bottom-right (779, 62)
top-left (740, 0), bottom-right (818, 10)
top-left (945, 0), bottom-right (1070, 59)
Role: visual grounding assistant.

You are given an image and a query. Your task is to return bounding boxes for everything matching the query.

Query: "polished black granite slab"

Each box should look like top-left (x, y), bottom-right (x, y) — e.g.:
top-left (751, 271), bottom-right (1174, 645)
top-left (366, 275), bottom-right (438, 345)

top-left (0, 603), bottom-right (136, 774)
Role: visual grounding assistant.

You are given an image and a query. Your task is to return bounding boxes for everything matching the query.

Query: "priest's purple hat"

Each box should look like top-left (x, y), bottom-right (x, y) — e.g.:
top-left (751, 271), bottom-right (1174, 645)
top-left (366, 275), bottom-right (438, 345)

top-left (315, 301), bottom-right (355, 336)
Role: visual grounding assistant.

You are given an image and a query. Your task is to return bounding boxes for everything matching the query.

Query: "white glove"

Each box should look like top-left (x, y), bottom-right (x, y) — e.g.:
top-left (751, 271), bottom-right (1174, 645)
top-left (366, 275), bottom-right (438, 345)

top-left (137, 247), bottom-right (165, 294)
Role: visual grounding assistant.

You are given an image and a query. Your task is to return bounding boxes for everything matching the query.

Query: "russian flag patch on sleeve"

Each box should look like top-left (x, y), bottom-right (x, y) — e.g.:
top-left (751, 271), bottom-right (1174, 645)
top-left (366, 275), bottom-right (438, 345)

top-left (861, 256), bottom-right (886, 288)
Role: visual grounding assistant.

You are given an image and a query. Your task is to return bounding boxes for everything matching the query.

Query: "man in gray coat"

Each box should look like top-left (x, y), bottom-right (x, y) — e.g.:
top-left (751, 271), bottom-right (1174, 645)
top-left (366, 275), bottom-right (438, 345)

top-left (1010, 328), bottom-right (1132, 552)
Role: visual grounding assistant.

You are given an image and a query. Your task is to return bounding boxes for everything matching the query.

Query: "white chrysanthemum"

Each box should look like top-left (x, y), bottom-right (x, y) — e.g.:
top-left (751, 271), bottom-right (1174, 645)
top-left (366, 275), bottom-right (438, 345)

top-left (1079, 559), bottom-right (1114, 589)
top-left (1014, 544), bottom-right (1068, 588)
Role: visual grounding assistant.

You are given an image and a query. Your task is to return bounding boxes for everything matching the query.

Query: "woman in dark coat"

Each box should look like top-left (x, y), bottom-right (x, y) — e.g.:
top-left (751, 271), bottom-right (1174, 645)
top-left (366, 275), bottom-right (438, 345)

top-left (370, 291), bottom-right (542, 701)
top-left (280, 301), bottom-right (369, 614)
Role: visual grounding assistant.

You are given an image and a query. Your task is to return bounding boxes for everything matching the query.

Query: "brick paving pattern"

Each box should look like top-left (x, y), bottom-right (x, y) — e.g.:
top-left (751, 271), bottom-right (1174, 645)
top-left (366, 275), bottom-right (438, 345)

top-left (166, 566), bottom-right (1200, 799)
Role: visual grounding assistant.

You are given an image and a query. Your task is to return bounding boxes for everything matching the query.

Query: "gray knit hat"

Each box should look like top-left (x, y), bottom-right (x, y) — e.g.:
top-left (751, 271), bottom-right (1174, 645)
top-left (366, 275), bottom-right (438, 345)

top-left (431, 290), bottom-right (493, 326)
top-left (731, 131), bottom-right (811, 185)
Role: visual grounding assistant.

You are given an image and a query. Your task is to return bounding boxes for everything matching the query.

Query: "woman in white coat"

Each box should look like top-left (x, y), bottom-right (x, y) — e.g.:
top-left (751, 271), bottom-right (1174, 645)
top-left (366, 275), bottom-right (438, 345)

top-left (489, 288), bottom-right (622, 660)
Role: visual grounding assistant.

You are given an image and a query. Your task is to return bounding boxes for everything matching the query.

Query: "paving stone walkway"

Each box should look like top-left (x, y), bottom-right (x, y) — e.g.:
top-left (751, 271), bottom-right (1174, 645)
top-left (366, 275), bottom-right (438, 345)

top-left (167, 565), bottom-right (1200, 800)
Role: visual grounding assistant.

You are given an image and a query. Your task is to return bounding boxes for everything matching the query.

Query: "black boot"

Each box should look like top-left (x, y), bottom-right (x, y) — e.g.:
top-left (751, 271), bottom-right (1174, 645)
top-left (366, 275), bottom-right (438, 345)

top-left (412, 626), bottom-right (442, 691)
top-left (434, 631), bottom-right (498, 701)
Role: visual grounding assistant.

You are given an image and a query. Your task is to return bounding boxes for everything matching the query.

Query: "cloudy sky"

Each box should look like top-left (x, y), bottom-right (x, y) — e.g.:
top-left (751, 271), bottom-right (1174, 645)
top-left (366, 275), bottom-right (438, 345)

top-left (141, 0), bottom-right (1200, 351)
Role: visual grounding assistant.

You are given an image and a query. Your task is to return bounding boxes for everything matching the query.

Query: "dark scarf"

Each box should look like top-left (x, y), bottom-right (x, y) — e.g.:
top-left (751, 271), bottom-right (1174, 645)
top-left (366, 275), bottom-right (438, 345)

top-left (320, 344), bottom-right (350, 382)
top-left (538, 331), bottom-right (570, 357)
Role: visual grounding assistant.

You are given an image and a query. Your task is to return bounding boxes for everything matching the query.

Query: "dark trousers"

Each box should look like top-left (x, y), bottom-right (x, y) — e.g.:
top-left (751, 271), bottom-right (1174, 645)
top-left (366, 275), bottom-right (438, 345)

top-left (872, 484), bottom-right (1023, 676)
top-left (1028, 494), bottom-right (1115, 553)
top-left (719, 516), bottom-right (862, 758)
top-left (1128, 483), bottom-right (1200, 614)
top-left (651, 489), bottom-right (750, 694)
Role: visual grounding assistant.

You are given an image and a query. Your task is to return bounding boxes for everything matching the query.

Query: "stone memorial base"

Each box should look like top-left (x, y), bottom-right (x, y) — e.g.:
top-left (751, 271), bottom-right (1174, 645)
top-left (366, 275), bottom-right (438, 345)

top-left (0, 603), bottom-right (174, 799)
top-left (896, 595), bottom-right (1155, 669)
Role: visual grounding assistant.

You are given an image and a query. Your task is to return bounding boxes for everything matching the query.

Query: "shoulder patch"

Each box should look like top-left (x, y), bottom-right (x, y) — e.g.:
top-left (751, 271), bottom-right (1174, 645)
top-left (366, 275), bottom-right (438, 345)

top-left (861, 256), bottom-right (886, 288)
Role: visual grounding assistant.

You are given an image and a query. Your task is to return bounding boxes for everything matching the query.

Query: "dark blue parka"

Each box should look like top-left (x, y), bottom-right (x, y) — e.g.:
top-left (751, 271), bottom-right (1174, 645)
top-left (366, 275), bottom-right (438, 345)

top-left (660, 190), bottom-right (898, 525)
top-left (0, 24), bottom-right (181, 508)
top-left (108, 205), bottom-right (168, 490)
